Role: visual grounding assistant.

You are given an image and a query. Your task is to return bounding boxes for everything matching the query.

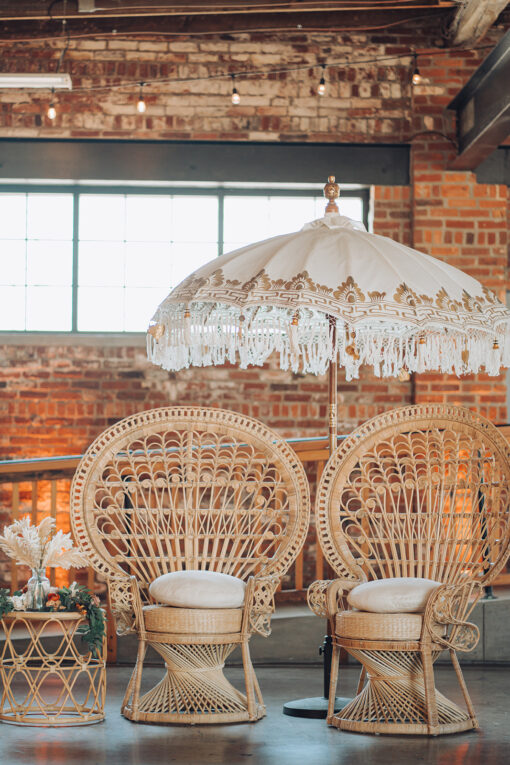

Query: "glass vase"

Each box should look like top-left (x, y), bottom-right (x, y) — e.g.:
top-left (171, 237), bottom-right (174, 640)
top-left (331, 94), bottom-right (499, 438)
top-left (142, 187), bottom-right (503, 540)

top-left (26, 567), bottom-right (51, 610)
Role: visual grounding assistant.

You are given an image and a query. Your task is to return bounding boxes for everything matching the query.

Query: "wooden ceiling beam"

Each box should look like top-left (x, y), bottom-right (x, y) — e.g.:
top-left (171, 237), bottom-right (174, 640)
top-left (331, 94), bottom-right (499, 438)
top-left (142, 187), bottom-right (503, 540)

top-left (449, 0), bottom-right (509, 46)
top-left (0, 8), bottom-right (453, 40)
top-left (0, 0), bottom-right (456, 22)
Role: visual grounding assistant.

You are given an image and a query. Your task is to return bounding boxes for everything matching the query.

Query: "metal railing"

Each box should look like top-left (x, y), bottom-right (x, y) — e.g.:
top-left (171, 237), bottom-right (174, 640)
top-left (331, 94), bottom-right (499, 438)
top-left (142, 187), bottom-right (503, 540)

top-left (0, 439), bottom-right (335, 590)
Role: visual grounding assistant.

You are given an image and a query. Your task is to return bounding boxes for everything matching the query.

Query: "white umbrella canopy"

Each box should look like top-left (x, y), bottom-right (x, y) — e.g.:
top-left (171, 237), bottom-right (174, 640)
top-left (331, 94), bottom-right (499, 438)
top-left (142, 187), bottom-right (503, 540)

top-left (148, 185), bottom-right (510, 381)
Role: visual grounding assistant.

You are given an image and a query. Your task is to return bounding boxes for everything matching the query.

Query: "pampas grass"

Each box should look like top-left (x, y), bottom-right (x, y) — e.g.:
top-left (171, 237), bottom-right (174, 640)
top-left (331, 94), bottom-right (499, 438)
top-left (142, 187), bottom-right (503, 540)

top-left (0, 516), bottom-right (88, 570)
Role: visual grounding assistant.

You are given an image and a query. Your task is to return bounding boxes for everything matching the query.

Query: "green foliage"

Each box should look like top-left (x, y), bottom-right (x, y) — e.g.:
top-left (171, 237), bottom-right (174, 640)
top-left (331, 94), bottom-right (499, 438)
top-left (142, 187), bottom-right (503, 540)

top-left (47, 584), bottom-right (106, 658)
top-left (1, 583), bottom-right (106, 657)
top-left (0, 588), bottom-right (14, 619)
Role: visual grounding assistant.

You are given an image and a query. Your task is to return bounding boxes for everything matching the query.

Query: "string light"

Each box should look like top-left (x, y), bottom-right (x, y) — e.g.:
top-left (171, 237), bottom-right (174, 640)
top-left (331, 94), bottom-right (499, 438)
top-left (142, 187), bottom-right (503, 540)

top-left (412, 54), bottom-right (422, 86)
top-left (47, 89), bottom-right (56, 120)
top-left (231, 74), bottom-right (240, 105)
top-left (136, 81), bottom-right (146, 113)
top-left (17, 46), bottom-right (492, 102)
top-left (317, 64), bottom-right (326, 96)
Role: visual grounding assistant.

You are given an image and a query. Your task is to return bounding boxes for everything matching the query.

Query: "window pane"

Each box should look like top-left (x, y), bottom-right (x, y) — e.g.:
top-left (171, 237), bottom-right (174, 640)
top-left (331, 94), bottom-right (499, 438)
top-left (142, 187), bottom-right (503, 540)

top-left (223, 197), bottom-right (270, 245)
top-left (9, 187), bottom-right (366, 334)
top-left (124, 287), bottom-right (169, 332)
top-left (26, 241), bottom-right (72, 286)
top-left (171, 196), bottom-right (218, 243)
top-left (77, 194), bottom-right (219, 331)
top-left (171, 243), bottom-right (217, 287)
top-left (26, 286), bottom-right (71, 331)
top-left (0, 286), bottom-right (25, 330)
top-left (338, 196), bottom-right (363, 222)
top-left (223, 195), bottom-right (321, 250)
top-left (78, 286), bottom-right (124, 331)
top-left (27, 194), bottom-right (73, 240)
top-left (125, 196), bottom-right (171, 242)
top-left (125, 242), bottom-right (172, 288)
top-left (264, 196), bottom-right (319, 237)
top-left (79, 242), bottom-right (125, 286)
top-left (0, 241), bottom-right (26, 284)
top-left (223, 193), bottom-right (364, 253)
top-left (0, 195), bottom-right (26, 239)
top-left (79, 195), bottom-right (125, 241)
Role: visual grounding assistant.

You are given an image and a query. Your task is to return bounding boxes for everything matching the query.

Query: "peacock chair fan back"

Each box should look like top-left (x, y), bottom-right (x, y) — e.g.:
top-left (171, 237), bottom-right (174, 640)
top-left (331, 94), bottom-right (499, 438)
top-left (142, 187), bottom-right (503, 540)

top-left (317, 404), bottom-right (510, 587)
top-left (71, 407), bottom-right (309, 595)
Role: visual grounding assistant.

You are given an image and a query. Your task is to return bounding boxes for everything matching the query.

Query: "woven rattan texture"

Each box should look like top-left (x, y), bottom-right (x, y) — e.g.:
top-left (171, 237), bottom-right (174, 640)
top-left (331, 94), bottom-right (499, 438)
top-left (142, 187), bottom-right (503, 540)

top-left (70, 406), bottom-right (309, 724)
top-left (335, 611), bottom-right (424, 641)
top-left (143, 605), bottom-right (243, 634)
top-left (71, 406), bottom-right (309, 588)
top-left (314, 404), bottom-right (510, 736)
top-left (0, 612), bottom-right (106, 727)
top-left (317, 403), bottom-right (510, 587)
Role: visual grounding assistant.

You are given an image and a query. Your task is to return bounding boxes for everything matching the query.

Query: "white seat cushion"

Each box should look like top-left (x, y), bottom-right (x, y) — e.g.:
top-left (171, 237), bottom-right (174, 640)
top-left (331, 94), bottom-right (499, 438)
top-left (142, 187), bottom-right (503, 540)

top-left (347, 577), bottom-right (441, 614)
top-left (149, 569), bottom-right (246, 609)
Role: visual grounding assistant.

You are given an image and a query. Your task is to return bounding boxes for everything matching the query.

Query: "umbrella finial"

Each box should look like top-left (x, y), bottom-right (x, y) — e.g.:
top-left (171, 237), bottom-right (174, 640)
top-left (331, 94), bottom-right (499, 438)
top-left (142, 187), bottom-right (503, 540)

top-left (324, 175), bottom-right (340, 214)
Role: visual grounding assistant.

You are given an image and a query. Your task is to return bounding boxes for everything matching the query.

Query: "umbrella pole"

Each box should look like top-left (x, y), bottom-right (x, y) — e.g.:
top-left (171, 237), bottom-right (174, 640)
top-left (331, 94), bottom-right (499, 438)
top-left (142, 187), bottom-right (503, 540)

top-left (283, 323), bottom-right (351, 718)
top-left (328, 321), bottom-right (338, 454)
top-left (321, 326), bottom-right (350, 706)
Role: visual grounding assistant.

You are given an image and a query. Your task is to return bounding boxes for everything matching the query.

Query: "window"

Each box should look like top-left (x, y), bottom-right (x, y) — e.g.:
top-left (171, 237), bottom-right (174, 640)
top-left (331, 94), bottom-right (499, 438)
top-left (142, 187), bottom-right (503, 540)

top-left (77, 194), bottom-right (218, 332)
top-left (0, 193), bottom-right (74, 331)
top-left (0, 186), bottom-right (368, 333)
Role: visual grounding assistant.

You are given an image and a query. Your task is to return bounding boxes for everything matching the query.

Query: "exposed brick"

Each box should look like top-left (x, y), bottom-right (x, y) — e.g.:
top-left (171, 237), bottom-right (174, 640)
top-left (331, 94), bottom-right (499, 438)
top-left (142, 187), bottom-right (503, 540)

top-left (0, 24), bottom-right (509, 462)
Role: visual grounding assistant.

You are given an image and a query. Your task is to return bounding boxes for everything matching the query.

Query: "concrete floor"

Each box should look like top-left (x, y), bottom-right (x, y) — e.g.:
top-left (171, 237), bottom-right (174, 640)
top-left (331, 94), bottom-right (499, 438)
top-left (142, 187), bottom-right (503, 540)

top-left (1, 665), bottom-right (509, 765)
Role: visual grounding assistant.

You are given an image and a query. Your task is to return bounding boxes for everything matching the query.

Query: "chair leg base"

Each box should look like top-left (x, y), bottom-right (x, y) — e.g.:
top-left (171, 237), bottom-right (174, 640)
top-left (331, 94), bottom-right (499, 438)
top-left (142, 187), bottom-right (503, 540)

top-left (332, 647), bottom-right (478, 736)
top-left (332, 717), bottom-right (477, 736)
top-left (123, 640), bottom-right (266, 725)
top-left (122, 705), bottom-right (266, 725)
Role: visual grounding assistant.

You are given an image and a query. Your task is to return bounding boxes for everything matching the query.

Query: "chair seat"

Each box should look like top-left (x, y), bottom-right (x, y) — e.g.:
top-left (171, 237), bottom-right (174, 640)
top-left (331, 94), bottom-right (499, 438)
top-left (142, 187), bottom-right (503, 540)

top-left (336, 610), bottom-right (423, 641)
top-left (143, 605), bottom-right (243, 634)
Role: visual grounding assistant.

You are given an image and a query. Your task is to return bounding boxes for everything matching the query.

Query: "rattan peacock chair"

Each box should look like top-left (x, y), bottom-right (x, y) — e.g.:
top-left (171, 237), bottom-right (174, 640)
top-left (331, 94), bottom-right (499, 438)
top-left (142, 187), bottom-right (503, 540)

top-left (71, 406), bottom-right (309, 724)
top-left (308, 404), bottom-right (510, 736)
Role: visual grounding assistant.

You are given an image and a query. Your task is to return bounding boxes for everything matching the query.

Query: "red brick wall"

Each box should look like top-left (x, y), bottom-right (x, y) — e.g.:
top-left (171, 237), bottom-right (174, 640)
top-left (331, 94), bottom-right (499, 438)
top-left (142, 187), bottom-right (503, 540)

top-left (0, 344), bottom-right (412, 459)
top-left (409, 53), bottom-right (509, 422)
top-left (0, 24), bottom-right (509, 460)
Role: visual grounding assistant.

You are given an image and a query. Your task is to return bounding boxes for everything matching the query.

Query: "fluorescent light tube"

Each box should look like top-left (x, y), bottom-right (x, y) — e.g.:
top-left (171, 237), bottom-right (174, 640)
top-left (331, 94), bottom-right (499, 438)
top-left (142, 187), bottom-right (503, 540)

top-left (0, 73), bottom-right (72, 89)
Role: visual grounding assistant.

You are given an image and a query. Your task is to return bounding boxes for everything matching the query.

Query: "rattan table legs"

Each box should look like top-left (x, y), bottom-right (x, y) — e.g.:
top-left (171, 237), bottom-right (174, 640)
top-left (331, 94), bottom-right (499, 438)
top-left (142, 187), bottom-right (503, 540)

top-left (0, 613), bottom-right (106, 727)
top-left (329, 645), bottom-right (478, 736)
top-left (122, 635), bottom-right (266, 724)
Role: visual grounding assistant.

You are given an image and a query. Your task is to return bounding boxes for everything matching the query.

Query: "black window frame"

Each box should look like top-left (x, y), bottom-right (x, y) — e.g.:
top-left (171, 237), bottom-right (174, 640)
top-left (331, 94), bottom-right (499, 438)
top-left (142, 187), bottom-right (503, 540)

top-left (0, 183), bottom-right (370, 336)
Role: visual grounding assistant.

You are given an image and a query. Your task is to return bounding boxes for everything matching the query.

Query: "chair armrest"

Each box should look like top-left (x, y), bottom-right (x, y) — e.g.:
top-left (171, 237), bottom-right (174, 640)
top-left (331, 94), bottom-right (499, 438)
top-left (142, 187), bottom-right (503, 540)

top-left (307, 578), bottom-right (362, 619)
top-left (108, 575), bottom-right (145, 635)
top-left (423, 580), bottom-right (483, 652)
top-left (242, 575), bottom-right (280, 638)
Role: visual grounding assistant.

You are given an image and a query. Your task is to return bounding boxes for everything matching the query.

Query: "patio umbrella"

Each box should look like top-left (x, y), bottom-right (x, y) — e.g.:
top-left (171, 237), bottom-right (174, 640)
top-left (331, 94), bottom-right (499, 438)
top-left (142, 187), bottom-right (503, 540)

top-left (146, 177), bottom-right (510, 717)
top-left (148, 177), bottom-right (510, 454)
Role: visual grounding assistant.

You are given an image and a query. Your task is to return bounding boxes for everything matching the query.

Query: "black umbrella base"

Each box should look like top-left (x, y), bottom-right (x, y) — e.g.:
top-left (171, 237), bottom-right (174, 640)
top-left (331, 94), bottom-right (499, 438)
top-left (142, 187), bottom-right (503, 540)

top-left (282, 696), bottom-right (351, 719)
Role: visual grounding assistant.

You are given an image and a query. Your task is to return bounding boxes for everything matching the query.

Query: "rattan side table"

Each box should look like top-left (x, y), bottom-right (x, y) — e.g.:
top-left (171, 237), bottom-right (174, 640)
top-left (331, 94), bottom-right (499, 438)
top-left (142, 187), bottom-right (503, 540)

top-left (0, 611), bottom-right (106, 726)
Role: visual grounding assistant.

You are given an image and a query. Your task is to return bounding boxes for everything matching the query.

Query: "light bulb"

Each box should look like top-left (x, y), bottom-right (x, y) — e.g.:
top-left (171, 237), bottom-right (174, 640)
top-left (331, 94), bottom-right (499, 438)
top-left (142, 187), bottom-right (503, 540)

top-left (230, 74), bottom-right (240, 105)
top-left (412, 55), bottom-right (422, 86)
top-left (137, 82), bottom-right (146, 113)
top-left (47, 103), bottom-right (56, 120)
top-left (318, 64), bottom-right (326, 96)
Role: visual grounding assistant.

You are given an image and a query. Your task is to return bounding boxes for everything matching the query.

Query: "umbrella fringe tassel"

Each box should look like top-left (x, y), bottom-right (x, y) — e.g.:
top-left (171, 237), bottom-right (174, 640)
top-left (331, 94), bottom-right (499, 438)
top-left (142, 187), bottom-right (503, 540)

top-left (147, 304), bottom-right (510, 379)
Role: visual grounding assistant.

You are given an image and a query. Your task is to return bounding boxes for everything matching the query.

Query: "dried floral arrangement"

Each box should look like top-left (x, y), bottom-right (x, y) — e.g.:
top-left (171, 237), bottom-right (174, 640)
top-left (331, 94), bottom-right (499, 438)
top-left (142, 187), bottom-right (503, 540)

top-left (0, 583), bottom-right (106, 657)
top-left (0, 517), bottom-right (105, 655)
top-left (0, 516), bottom-right (89, 570)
